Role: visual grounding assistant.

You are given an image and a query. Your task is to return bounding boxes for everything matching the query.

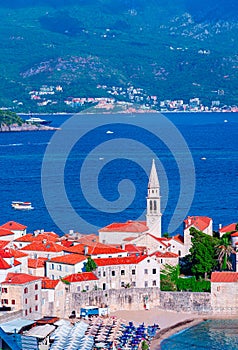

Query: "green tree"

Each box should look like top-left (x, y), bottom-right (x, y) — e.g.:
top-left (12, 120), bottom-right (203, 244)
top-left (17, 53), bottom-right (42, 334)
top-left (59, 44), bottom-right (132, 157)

top-left (163, 233), bottom-right (170, 238)
top-left (189, 227), bottom-right (219, 279)
top-left (85, 257), bottom-right (97, 272)
top-left (141, 340), bottom-right (149, 350)
top-left (216, 236), bottom-right (235, 271)
top-left (160, 264), bottom-right (180, 291)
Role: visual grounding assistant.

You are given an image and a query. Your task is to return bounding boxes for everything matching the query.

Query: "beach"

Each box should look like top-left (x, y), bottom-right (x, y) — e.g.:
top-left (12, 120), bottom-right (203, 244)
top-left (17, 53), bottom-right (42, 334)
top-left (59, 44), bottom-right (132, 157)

top-left (111, 308), bottom-right (204, 349)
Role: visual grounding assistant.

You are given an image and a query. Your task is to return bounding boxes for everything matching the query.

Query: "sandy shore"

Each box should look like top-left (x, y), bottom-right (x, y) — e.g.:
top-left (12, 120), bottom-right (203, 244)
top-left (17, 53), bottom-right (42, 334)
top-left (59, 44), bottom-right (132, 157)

top-left (111, 308), bottom-right (204, 349)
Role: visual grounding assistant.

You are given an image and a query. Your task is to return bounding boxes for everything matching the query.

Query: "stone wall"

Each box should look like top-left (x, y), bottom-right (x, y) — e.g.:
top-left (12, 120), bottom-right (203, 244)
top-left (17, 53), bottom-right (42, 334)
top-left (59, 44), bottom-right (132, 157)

top-left (66, 288), bottom-right (212, 316)
top-left (159, 291), bottom-right (212, 314)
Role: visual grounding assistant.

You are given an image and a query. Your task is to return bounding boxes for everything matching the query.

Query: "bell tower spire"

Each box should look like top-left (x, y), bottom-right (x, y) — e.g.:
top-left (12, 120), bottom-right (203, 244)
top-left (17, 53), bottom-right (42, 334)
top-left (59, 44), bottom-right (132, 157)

top-left (146, 159), bottom-right (162, 237)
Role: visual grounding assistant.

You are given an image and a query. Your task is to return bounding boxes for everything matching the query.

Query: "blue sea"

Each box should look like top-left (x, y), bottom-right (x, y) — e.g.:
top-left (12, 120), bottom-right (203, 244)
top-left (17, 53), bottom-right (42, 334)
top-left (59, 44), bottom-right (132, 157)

top-left (160, 319), bottom-right (238, 349)
top-left (0, 112), bottom-right (237, 235)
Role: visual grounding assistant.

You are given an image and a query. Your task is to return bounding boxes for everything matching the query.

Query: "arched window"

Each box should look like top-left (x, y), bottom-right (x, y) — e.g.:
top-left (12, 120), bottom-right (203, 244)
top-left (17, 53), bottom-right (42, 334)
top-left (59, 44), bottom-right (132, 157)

top-left (150, 200), bottom-right (153, 211)
top-left (154, 200), bottom-right (157, 211)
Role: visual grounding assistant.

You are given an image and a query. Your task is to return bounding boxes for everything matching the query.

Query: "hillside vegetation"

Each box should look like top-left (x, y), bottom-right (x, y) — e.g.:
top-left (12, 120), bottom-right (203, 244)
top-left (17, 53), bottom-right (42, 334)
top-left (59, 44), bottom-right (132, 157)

top-left (0, 0), bottom-right (238, 110)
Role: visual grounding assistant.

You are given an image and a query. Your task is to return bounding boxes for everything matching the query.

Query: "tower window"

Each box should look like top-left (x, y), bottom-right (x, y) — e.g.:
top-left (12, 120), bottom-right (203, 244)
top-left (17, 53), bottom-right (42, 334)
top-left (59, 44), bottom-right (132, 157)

top-left (150, 200), bottom-right (153, 211)
top-left (154, 201), bottom-right (157, 211)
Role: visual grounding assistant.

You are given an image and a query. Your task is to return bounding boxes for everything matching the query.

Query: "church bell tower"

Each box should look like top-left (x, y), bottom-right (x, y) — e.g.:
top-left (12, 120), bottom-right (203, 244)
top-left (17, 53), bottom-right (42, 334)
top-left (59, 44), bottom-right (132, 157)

top-left (146, 159), bottom-right (162, 237)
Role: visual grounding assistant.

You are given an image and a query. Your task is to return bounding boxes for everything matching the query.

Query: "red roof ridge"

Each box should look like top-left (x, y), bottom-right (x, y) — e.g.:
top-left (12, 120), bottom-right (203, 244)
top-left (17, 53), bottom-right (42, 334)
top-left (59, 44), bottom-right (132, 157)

top-left (0, 221), bottom-right (27, 231)
top-left (63, 272), bottom-right (98, 283)
top-left (2, 272), bottom-right (41, 284)
top-left (94, 255), bottom-right (148, 266)
top-left (49, 253), bottom-right (87, 265)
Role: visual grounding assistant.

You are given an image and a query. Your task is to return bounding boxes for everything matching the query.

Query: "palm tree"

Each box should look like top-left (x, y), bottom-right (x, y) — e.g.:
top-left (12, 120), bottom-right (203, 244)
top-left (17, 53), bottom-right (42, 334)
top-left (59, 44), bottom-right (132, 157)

top-left (216, 236), bottom-right (236, 271)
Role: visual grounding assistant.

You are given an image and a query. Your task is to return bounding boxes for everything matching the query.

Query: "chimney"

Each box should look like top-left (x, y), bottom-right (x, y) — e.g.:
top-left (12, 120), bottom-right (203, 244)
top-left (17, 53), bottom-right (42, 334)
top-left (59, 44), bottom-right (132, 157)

top-left (34, 230), bottom-right (40, 236)
top-left (219, 224), bottom-right (222, 230)
top-left (69, 229), bottom-right (74, 236)
top-left (42, 239), bottom-right (47, 244)
top-left (188, 217), bottom-right (191, 226)
top-left (84, 246), bottom-right (89, 255)
top-left (121, 243), bottom-right (125, 250)
top-left (40, 229), bottom-right (44, 234)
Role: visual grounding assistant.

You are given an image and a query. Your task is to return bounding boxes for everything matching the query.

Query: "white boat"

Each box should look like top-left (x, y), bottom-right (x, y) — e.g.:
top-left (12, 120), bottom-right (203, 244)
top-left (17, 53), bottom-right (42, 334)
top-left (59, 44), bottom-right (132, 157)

top-left (11, 201), bottom-right (34, 210)
top-left (26, 117), bottom-right (52, 125)
top-left (106, 130), bottom-right (114, 134)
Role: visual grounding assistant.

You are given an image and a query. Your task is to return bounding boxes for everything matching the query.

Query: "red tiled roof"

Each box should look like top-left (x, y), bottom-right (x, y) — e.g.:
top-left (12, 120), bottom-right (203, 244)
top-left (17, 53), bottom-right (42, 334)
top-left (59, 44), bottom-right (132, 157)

top-left (94, 255), bottom-right (148, 267)
top-left (152, 251), bottom-right (179, 258)
top-left (184, 216), bottom-right (212, 231)
top-left (99, 221), bottom-right (148, 233)
top-left (14, 259), bottom-right (21, 267)
top-left (49, 254), bottom-right (87, 265)
top-left (231, 231), bottom-right (238, 237)
top-left (0, 241), bottom-right (10, 249)
top-left (123, 237), bottom-right (137, 242)
top-left (2, 273), bottom-right (41, 284)
top-left (41, 278), bottom-right (60, 289)
top-left (64, 243), bottom-right (127, 256)
top-left (0, 221), bottom-right (27, 231)
top-left (220, 223), bottom-right (237, 233)
top-left (124, 244), bottom-right (146, 255)
top-left (21, 241), bottom-right (64, 252)
top-left (14, 233), bottom-right (35, 242)
top-left (8, 249), bottom-right (28, 258)
top-left (0, 256), bottom-right (11, 269)
top-left (15, 232), bottom-right (59, 243)
top-left (148, 234), bottom-right (169, 247)
top-left (0, 228), bottom-right (14, 237)
top-left (28, 257), bottom-right (48, 268)
top-left (63, 272), bottom-right (98, 283)
top-left (0, 249), bottom-right (13, 258)
top-left (168, 234), bottom-right (184, 244)
top-left (211, 272), bottom-right (238, 283)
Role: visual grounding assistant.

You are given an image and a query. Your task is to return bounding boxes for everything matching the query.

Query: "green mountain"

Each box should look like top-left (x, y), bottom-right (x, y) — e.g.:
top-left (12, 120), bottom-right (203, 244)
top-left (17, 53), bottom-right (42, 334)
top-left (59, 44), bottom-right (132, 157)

top-left (1, 0), bottom-right (238, 111)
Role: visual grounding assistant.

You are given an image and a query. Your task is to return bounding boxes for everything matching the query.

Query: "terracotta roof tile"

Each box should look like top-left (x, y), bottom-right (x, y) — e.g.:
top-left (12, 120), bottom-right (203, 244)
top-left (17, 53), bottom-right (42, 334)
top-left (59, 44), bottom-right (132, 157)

top-left (28, 257), bottom-right (48, 268)
top-left (64, 243), bottom-right (127, 256)
top-left (0, 240), bottom-right (10, 249)
top-left (63, 272), bottom-right (98, 283)
top-left (0, 256), bottom-right (11, 269)
top-left (0, 228), bottom-right (14, 237)
top-left (21, 241), bottom-right (64, 252)
top-left (94, 256), bottom-right (147, 267)
top-left (0, 221), bottom-right (27, 231)
top-left (41, 278), bottom-right (60, 289)
top-left (152, 251), bottom-right (179, 258)
top-left (2, 272), bottom-right (41, 284)
top-left (231, 231), bottom-right (238, 237)
top-left (220, 223), bottom-right (237, 233)
top-left (211, 272), bottom-right (238, 283)
top-left (148, 234), bottom-right (169, 247)
top-left (184, 216), bottom-right (212, 231)
top-left (49, 254), bottom-right (87, 265)
top-left (14, 233), bottom-right (35, 242)
top-left (168, 234), bottom-right (184, 244)
top-left (99, 221), bottom-right (148, 233)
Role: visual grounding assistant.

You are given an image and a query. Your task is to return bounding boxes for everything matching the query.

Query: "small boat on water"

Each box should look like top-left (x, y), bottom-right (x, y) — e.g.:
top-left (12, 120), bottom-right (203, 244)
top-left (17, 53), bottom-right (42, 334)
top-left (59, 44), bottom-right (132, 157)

top-left (26, 117), bottom-right (52, 125)
top-left (11, 201), bottom-right (34, 210)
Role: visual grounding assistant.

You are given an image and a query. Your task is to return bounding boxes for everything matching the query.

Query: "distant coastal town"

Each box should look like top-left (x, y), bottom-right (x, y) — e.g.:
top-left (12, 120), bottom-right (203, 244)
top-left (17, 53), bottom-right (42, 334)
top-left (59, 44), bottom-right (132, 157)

top-left (5, 83), bottom-right (238, 114)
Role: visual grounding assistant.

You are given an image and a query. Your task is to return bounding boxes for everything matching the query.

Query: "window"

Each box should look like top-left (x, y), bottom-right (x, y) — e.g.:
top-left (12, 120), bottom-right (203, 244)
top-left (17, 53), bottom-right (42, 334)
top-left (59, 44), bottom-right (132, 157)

top-left (2, 299), bottom-right (8, 304)
top-left (1, 288), bottom-right (7, 293)
top-left (121, 282), bottom-right (125, 287)
top-left (12, 300), bottom-right (15, 305)
top-left (154, 200), bottom-right (157, 211)
top-left (35, 295), bottom-right (38, 301)
top-left (24, 287), bottom-right (28, 294)
top-left (150, 200), bottom-right (153, 211)
top-left (51, 264), bottom-right (54, 270)
top-left (217, 286), bottom-right (220, 292)
top-left (112, 271), bottom-right (115, 276)
top-left (35, 305), bottom-right (38, 311)
top-left (52, 275), bottom-right (54, 280)
top-left (132, 282), bottom-right (136, 287)
top-left (77, 286), bottom-right (81, 292)
top-left (103, 271), bottom-right (106, 277)
top-left (85, 285), bottom-right (89, 291)
top-left (152, 280), bottom-right (157, 286)
top-left (35, 284), bottom-right (38, 290)
top-left (121, 270), bottom-right (125, 276)
top-left (147, 259), bottom-right (150, 263)
top-left (25, 299), bottom-right (28, 304)
top-left (132, 269), bottom-right (135, 275)
top-left (144, 281), bottom-right (148, 287)
top-left (29, 308), bottom-right (32, 313)
top-left (144, 269), bottom-right (148, 275)
top-left (98, 271), bottom-right (101, 277)
top-left (178, 250), bottom-right (181, 257)
top-left (25, 310), bottom-right (28, 316)
top-left (57, 265), bottom-right (62, 271)
top-left (152, 268), bottom-right (156, 274)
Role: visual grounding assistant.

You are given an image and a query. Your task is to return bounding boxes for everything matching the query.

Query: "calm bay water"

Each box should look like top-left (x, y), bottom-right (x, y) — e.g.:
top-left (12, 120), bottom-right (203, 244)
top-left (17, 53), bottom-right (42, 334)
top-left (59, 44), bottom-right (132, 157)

top-left (160, 319), bottom-right (238, 349)
top-left (0, 112), bottom-right (238, 234)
